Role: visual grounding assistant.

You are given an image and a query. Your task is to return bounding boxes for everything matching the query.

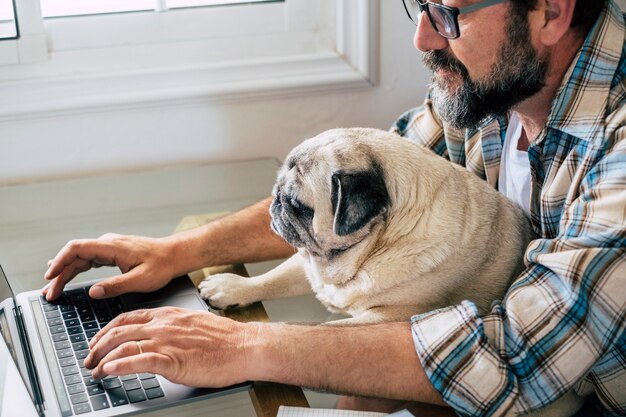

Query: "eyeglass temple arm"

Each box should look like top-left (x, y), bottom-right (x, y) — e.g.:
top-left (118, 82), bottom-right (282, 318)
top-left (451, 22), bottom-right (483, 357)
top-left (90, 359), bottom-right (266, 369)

top-left (458, 0), bottom-right (508, 14)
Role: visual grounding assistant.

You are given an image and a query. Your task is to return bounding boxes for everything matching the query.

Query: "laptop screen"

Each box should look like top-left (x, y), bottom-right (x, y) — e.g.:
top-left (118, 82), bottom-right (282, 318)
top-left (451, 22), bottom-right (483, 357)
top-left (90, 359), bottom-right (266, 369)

top-left (0, 264), bottom-right (37, 406)
top-left (0, 328), bottom-right (39, 417)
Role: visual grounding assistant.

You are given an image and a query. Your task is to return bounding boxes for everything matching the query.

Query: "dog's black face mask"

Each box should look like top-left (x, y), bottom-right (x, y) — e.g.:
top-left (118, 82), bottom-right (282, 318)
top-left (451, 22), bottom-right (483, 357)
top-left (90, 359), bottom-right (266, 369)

top-left (270, 185), bottom-right (317, 251)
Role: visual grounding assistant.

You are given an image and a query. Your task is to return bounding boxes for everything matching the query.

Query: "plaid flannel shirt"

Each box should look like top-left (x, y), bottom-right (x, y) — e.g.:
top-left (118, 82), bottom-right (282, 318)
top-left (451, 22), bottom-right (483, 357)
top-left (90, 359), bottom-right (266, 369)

top-left (390, 1), bottom-right (626, 416)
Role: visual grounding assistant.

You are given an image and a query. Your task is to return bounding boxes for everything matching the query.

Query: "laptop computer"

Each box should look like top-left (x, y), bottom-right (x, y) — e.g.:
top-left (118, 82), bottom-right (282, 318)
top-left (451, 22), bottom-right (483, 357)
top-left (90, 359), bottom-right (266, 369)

top-left (0, 263), bottom-right (251, 416)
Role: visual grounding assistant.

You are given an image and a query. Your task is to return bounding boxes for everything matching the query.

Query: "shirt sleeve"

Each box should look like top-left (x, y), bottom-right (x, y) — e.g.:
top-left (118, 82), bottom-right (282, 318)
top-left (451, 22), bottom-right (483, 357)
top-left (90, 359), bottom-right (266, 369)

top-left (410, 135), bottom-right (626, 416)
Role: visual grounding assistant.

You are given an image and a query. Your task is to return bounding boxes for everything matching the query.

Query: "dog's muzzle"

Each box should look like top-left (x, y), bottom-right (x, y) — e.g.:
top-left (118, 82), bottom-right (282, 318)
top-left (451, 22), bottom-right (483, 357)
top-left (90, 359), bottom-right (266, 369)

top-left (270, 187), bottom-right (319, 252)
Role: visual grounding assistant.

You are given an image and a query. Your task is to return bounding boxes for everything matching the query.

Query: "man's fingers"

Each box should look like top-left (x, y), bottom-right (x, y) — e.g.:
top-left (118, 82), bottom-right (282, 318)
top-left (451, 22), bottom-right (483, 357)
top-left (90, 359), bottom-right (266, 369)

top-left (44, 261), bottom-right (91, 300)
top-left (87, 267), bottom-right (148, 300)
top-left (90, 340), bottom-right (157, 379)
top-left (96, 352), bottom-right (168, 380)
top-left (88, 309), bottom-right (153, 349)
top-left (86, 322), bottom-right (151, 369)
top-left (44, 239), bottom-right (119, 280)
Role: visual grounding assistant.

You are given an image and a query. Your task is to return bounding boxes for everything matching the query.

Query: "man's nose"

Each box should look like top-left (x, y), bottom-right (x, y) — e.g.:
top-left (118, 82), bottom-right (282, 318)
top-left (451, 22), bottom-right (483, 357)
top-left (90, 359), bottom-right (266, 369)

top-left (413, 11), bottom-right (448, 52)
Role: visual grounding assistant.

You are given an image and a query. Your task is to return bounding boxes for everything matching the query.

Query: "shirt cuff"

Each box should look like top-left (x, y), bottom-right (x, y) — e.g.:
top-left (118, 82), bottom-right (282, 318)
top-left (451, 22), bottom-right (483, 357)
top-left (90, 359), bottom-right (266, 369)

top-left (411, 300), bottom-right (515, 417)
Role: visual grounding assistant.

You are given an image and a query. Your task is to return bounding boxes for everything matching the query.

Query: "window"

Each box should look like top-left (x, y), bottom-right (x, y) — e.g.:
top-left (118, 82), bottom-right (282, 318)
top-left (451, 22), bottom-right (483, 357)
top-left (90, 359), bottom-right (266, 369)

top-left (40, 0), bottom-right (273, 18)
top-left (0, 0), bottom-right (17, 39)
top-left (0, 0), bottom-right (378, 120)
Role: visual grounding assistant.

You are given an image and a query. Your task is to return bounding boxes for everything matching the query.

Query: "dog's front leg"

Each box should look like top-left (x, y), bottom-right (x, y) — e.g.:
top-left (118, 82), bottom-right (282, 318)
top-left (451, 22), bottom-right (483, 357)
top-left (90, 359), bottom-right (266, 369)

top-left (198, 252), bottom-right (312, 310)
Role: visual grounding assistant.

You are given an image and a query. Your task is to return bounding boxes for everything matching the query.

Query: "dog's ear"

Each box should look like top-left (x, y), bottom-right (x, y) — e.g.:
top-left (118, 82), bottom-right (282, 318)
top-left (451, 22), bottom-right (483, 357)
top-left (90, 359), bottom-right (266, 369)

top-left (331, 166), bottom-right (389, 236)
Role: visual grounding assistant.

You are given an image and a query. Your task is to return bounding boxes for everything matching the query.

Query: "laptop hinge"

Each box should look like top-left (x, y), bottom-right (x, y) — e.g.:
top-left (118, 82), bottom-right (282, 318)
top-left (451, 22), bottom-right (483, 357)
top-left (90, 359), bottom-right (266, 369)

top-left (13, 305), bottom-right (45, 417)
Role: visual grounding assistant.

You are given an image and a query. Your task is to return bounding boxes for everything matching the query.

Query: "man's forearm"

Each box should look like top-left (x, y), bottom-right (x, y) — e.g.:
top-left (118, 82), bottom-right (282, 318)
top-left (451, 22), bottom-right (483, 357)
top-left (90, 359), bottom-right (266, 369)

top-left (246, 321), bottom-right (446, 405)
top-left (168, 197), bottom-right (296, 272)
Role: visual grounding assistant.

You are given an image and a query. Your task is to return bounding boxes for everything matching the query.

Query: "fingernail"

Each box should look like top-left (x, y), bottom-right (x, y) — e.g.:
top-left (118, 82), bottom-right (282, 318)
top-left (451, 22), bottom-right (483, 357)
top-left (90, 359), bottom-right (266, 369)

top-left (90, 286), bottom-right (105, 299)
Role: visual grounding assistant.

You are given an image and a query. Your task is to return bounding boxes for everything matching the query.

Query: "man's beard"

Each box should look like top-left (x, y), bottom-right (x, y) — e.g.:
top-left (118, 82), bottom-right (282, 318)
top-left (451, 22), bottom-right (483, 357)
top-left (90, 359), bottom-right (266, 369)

top-left (423, 5), bottom-right (549, 130)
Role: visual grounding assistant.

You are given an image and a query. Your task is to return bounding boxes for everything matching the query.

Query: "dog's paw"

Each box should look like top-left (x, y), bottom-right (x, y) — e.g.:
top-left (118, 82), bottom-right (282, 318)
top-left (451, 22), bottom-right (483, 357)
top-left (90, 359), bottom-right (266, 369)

top-left (198, 273), bottom-right (258, 310)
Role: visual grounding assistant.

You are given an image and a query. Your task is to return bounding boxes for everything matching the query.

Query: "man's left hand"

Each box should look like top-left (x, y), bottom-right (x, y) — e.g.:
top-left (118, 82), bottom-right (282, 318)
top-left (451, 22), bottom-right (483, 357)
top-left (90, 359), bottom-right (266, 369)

top-left (84, 307), bottom-right (256, 387)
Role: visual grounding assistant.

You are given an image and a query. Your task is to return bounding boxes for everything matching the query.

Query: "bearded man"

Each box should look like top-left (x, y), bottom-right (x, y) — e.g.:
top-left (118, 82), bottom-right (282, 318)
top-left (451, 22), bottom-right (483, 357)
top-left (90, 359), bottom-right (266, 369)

top-left (44, 0), bottom-right (625, 415)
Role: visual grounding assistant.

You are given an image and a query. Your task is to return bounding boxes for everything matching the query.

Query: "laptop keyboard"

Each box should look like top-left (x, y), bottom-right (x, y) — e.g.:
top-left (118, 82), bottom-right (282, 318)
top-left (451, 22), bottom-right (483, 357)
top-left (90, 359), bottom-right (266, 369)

top-left (40, 288), bottom-right (164, 415)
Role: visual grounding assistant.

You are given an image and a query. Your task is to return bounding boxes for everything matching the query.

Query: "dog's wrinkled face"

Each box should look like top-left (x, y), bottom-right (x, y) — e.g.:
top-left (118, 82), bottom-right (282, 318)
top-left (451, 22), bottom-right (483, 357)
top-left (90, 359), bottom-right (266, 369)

top-left (270, 129), bottom-right (390, 258)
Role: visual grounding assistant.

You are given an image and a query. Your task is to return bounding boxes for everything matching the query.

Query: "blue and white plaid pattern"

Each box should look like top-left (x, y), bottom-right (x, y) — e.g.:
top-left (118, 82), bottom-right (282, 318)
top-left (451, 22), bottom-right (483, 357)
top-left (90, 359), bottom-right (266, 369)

top-left (391, 1), bottom-right (626, 415)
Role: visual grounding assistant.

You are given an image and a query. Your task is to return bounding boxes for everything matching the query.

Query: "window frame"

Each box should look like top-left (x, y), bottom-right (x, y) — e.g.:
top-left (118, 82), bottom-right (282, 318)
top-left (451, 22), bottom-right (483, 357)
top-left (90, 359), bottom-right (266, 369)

top-left (0, 0), bottom-right (378, 121)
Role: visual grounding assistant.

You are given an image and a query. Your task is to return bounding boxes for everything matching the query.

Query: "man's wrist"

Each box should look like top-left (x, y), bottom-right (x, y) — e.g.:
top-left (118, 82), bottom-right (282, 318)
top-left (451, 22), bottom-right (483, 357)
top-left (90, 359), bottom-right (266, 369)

top-left (241, 322), bottom-right (285, 382)
top-left (164, 229), bottom-right (208, 275)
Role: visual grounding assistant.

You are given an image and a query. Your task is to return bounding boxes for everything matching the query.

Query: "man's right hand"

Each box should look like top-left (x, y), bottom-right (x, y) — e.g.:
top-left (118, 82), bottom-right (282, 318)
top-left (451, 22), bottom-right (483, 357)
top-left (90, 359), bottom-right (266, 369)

top-left (43, 233), bottom-right (180, 301)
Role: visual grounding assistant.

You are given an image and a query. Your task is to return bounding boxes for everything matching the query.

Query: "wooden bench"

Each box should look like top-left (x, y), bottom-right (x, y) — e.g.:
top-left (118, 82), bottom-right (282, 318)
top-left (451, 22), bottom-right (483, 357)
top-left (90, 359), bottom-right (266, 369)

top-left (175, 213), bottom-right (310, 417)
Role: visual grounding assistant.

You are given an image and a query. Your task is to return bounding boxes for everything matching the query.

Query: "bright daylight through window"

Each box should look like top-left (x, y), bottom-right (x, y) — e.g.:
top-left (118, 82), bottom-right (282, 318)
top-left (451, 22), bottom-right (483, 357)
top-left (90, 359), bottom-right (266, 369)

top-left (39, 0), bottom-right (274, 18)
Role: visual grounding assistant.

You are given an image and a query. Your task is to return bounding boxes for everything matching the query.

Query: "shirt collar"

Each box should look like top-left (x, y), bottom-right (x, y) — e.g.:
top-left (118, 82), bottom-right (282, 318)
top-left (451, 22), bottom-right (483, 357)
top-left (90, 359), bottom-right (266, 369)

top-left (545, 0), bottom-right (625, 142)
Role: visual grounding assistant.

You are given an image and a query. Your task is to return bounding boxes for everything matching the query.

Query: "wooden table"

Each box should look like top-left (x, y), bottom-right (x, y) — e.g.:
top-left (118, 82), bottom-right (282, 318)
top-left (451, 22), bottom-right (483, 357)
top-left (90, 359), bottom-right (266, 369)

top-left (175, 213), bottom-right (310, 417)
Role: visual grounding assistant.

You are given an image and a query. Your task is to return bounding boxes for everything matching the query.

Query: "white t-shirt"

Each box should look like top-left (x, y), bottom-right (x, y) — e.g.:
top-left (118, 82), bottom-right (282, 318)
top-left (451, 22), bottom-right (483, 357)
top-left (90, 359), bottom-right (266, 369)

top-left (498, 112), bottom-right (531, 216)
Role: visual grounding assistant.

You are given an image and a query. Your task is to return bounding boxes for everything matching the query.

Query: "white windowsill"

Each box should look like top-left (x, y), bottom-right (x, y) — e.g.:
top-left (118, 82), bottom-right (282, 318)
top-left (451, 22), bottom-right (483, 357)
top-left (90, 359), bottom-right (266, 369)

top-left (0, 0), bottom-right (379, 122)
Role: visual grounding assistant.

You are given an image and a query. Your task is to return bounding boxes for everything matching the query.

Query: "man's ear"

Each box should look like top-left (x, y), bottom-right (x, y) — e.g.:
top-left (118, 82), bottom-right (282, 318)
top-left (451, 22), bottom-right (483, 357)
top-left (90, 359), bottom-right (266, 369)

top-left (330, 167), bottom-right (390, 237)
top-left (538, 0), bottom-right (576, 46)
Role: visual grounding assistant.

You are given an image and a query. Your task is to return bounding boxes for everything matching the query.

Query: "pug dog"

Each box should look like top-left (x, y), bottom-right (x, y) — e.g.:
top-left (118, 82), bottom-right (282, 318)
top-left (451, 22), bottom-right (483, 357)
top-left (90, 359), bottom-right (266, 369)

top-left (198, 128), bottom-right (587, 416)
top-left (198, 127), bottom-right (535, 324)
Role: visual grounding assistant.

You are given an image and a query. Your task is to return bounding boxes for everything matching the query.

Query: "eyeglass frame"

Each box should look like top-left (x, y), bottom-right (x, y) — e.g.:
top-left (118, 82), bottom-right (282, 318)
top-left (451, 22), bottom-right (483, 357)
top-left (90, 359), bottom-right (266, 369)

top-left (402, 0), bottom-right (509, 39)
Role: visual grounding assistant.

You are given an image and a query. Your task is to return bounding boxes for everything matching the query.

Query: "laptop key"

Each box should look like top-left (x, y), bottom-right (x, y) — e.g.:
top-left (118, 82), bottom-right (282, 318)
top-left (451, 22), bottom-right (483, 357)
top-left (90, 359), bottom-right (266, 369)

top-left (70, 333), bottom-right (86, 343)
top-left (85, 329), bottom-right (98, 338)
top-left (126, 389), bottom-right (147, 403)
top-left (79, 313), bottom-right (96, 322)
top-left (52, 333), bottom-right (68, 342)
top-left (83, 321), bottom-right (98, 331)
top-left (90, 394), bottom-right (110, 410)
top-left (120, 374), bottom-right (137, 381)
top-left (123, 379), bottom-right (142, 391)
top-left (49, 325), bottom-right (66, 334)
top-left (67, 383), bottom-right (85, 395)
top-left (64, 318), bottom-right (80, 327)
top-left (75, 349), bottom-right (89, 360)
top-left (141, 378), bottom-right (160, 390)
top-left (87, 383), bottom-right (105, 396)
top-left (107, 387), bottom-right (129, 407)
top-left (57, 348), bottom-right (74, 359)
top-left (70, 392), bottom-right (88, 405)
top-left (47, 317), bottom-right (63, 326)
top-left (46, 310), bottom-right (61, 319)
top-left (80, 367), bottom-right (92, 377)
top-left (84, 376), bottom-right (99, 386)
top-left (138, 373), bottom-right (156, 380)
top-left (42, 303), bottom-right (58, 312)
top-left (62, 365), bottom-right (79, 376)
top-left (73, 403), bottom-right (91, 415)
top-left (103, 378), bottom-right (122, 390)
top-left (64, 374), bottom-right (82, 385)
top-left (72, 341), bottom-right (89, 351)
top-left (62, 311), bottom-right (78, 320)
top-left (67, 326), bottom-right (83, 335)
top-left (145, 387), bottom-right (165, 400)
top-left (59, 304), bottom-right (75, 313)
top-left (59, 357), bottom-right (76, 368)
top-left (54, 340), bottom-right (71, 351)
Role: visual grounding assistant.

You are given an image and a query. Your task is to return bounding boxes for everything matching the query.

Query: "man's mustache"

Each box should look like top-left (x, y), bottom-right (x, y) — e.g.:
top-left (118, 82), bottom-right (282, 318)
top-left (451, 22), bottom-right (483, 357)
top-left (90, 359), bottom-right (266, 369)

top-left (422, 50), bottom-right (468, 78)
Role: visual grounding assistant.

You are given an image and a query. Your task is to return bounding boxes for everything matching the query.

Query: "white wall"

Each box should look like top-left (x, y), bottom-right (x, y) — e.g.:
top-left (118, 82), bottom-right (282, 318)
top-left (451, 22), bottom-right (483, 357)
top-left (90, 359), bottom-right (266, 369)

top-left (0, 4), bottom-right (427, 186)
top-left (2, 1), bottom-right (625, 187)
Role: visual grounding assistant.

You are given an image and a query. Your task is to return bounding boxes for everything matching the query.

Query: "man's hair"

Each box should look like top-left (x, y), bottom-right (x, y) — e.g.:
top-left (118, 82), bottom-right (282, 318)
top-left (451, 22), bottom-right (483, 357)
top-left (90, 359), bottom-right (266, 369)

top-left (511, 0), bottom-right (607, 32)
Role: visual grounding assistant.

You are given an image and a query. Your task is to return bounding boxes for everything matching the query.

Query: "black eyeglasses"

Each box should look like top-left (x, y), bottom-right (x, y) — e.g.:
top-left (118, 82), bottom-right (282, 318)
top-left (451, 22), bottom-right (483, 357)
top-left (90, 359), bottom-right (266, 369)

top-left (402, 0), bottom-right (508, 39)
